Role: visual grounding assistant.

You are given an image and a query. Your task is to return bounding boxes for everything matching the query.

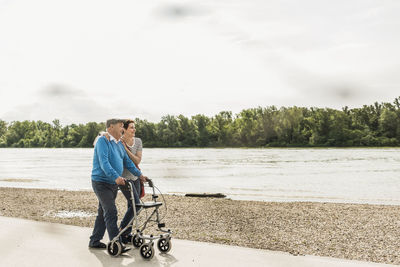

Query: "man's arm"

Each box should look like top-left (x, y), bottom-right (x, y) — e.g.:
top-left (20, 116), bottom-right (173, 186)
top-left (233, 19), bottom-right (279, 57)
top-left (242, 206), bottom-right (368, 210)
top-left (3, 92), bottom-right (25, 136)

top-left (96, 137), bottom-right (124, 184)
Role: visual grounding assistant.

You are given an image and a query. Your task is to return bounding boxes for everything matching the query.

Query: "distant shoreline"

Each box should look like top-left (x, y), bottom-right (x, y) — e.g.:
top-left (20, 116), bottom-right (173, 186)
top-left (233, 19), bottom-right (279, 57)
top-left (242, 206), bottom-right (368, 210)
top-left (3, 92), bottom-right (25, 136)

top-left (1, 187), bottom-right (399, 265)
top-left (2, 98), bottom-right (400, 148)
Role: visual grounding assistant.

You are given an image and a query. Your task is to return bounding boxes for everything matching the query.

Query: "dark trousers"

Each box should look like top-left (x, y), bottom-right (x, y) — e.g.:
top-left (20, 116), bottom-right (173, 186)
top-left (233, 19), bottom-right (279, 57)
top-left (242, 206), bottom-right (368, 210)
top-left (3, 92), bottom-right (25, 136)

top-left (89, 180), bottom-right (119, 246)
top-left (119, 179), bottom-right (141, 236)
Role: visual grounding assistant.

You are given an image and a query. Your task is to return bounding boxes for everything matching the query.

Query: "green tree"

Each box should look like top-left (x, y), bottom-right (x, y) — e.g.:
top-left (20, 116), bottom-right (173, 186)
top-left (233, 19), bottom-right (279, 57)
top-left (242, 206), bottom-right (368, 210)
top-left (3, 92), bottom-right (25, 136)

top-left (209, 111), bottom-right (234, 146)
top-left (192, 114), bottom-right (211, 147)
top-left (1, 96), bottom-right (400, 148)
top-left (256, 106), bottom-right (278, 146)
top-left (158, 115), bottom-right (180, 147)
top-left (64, 124), bottom-right (86, 147)
top-left (273, 107), bottom-right (307, 146)
top-left (77, 122), bottom-right (104, 147)
top-left (5, 120), bottom-right (37, 147)
top-left (135, 119), bottom-right (158, 147)
top-left (379, 109), bottom-right (399, 139)
top-left (308, 108), bottom-right (334, 146)
top-left (0, 120), bottom-right (8, 147)
top-left (177, 115), bottom-right (197, 146)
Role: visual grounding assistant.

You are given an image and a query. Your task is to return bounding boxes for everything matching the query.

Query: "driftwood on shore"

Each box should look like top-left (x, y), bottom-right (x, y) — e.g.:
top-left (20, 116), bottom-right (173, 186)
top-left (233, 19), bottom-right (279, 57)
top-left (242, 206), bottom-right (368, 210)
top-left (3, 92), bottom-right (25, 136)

top-left (184, 193), bottom-right (226, 198)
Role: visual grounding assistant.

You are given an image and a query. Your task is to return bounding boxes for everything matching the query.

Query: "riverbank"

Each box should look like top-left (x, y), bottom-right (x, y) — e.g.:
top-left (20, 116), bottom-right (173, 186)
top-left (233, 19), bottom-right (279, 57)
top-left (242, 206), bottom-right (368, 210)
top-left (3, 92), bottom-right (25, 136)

top-left (1, 187), bottom-right (399, 265)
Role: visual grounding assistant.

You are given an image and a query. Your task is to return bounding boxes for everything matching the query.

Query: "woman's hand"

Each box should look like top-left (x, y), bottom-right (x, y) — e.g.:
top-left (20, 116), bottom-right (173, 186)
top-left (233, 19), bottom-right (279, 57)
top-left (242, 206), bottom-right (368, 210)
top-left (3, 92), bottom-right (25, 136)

top-left (101, 132), bottom-right (110, 141)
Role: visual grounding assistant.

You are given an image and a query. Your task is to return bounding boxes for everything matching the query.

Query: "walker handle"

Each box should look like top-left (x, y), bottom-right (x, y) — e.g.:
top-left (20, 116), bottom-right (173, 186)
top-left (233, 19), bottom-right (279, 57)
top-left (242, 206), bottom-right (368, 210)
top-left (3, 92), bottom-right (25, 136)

top-left (147, 178), bottom-right (153, 187)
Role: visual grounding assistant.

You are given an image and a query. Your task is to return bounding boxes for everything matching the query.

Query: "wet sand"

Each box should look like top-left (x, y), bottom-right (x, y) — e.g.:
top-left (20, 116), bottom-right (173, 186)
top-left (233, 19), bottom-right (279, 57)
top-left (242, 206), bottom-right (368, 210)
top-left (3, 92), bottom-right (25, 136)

top-left (1, 187), bottom-right (399, 265)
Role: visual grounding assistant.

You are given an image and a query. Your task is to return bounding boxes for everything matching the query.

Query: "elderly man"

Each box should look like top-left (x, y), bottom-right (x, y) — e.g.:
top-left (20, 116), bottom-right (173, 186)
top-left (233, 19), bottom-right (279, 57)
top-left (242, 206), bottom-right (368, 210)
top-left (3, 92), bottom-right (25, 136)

top-left (88, 118), bottom-right (147, 253)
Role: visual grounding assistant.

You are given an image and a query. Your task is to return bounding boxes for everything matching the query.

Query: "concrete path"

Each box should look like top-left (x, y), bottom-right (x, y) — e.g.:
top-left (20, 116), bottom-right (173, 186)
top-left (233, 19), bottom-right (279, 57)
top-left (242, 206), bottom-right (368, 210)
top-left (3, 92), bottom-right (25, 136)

top-left (0, 216), bottom-right (395, 267)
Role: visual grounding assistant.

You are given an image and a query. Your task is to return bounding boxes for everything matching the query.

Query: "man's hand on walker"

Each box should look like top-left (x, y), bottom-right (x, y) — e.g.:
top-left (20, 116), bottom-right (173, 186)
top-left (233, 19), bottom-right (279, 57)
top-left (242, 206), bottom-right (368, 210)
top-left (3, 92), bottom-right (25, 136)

top-left (115, 177), bottom-right (126, 185)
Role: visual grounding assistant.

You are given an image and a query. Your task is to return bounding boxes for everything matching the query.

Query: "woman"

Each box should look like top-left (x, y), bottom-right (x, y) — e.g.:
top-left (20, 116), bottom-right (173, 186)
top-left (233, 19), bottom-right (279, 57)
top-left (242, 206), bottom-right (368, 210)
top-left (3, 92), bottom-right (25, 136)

top-left (118, 119), bottom-right (144, 243)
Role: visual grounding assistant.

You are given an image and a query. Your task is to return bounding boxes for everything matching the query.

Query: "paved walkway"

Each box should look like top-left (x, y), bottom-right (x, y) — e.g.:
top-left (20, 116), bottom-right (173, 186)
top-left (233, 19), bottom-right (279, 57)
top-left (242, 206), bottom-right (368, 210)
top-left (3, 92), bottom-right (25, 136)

top-left (0, 216), bottom-right (395, 267)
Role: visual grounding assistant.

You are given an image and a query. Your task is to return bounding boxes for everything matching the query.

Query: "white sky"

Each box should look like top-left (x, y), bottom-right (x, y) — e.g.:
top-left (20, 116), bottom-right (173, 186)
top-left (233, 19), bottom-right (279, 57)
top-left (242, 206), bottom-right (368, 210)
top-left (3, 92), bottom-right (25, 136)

top-left (0, 0), bottom-right (399, 124)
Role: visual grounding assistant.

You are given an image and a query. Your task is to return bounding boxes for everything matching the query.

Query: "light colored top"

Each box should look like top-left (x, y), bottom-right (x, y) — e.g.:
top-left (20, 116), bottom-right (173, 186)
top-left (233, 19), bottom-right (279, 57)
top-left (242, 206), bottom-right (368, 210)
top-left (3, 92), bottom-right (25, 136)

top-left (122, 137), bottom-right (143, 180)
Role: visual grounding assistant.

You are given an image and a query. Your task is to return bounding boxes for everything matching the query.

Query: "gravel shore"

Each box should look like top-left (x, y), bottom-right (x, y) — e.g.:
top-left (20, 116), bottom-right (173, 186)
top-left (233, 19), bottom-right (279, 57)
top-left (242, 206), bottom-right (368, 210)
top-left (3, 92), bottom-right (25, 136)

top-left (1, 187), bottom-right (399, 265)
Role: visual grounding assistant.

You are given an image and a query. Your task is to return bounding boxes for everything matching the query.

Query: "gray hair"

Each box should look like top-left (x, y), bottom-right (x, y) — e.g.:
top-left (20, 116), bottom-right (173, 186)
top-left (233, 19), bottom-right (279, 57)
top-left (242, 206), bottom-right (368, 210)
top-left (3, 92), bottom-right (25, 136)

top-left (106, 118), bottom-right (124, 128)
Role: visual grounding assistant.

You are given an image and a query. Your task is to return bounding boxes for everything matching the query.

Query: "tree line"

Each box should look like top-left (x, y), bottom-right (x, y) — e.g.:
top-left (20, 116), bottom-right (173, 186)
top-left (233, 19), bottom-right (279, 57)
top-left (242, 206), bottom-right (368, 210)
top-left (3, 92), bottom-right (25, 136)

top-left (1, 97), bottom-right (400, 148)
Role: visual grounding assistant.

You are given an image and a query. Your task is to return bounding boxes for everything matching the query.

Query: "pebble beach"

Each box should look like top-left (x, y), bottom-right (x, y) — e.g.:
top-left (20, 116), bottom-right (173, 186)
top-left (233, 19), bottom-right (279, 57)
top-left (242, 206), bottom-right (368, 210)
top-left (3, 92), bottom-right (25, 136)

top-left (1, 187), bottom-right (399, 265)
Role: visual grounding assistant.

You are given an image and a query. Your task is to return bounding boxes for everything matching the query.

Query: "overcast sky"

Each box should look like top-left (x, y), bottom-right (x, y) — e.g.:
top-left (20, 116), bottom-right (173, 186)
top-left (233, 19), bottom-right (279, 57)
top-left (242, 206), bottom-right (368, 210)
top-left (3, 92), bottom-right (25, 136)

top-left (0, 0), bottom-right (399, 124)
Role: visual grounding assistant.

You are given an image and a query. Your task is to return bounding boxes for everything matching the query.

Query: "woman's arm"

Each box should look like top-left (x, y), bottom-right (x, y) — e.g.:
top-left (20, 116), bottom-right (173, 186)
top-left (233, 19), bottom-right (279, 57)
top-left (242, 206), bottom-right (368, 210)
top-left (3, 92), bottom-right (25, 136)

top-left (122, 142), bottom-right (142, 165)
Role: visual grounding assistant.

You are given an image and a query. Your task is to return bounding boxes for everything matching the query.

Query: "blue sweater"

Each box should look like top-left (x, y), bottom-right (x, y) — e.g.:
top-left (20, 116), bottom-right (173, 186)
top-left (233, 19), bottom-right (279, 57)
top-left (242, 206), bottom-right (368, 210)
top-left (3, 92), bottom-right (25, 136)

top-left (91, 136), bottom-right (142, 184)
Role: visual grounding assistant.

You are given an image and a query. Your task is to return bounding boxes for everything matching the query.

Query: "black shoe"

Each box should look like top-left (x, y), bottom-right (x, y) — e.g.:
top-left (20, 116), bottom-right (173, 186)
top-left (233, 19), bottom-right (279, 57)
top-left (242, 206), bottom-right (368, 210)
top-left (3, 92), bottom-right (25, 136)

top-left (121, 245), bottom-right (131, 254)
top-left (121, 234), bottom-right (133, 244)
top-left (89, 242), bottom-right (106, 249)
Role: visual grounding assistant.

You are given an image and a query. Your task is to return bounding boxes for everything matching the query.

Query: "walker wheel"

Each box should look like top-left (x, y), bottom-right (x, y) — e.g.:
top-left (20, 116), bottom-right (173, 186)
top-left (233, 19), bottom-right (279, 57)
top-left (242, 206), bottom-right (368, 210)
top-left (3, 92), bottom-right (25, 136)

top-left (132, 234), bottom-right (144, 248)
top-left (106, 241), bottom-right (122, 257)
top-left (157, 238), bottom-right (172, 253)
top-left (139, 243), bottom-right (154, 260)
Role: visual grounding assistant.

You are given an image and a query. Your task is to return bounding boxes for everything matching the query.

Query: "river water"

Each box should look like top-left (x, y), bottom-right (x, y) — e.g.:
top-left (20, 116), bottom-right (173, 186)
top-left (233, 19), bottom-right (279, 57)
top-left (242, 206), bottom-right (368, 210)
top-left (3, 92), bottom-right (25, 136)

top-left (0, 148), bottom-right (399, 205)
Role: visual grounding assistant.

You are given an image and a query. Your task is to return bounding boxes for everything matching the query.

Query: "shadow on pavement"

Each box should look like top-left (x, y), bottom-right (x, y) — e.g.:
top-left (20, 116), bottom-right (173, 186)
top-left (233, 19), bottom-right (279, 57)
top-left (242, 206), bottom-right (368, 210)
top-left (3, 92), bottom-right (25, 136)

top-left (88, 247), bottom-right (178, 266)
